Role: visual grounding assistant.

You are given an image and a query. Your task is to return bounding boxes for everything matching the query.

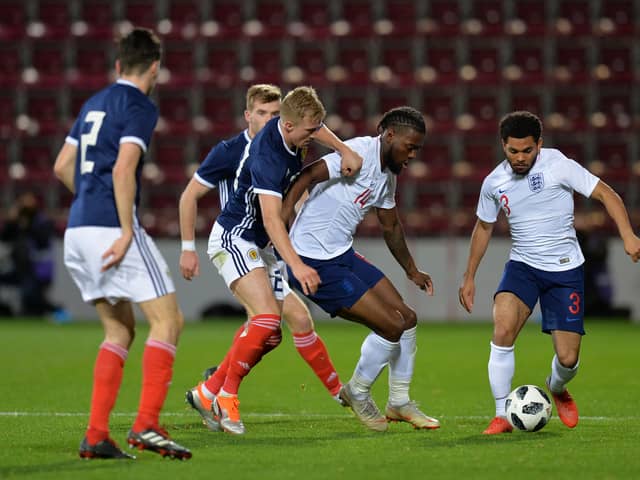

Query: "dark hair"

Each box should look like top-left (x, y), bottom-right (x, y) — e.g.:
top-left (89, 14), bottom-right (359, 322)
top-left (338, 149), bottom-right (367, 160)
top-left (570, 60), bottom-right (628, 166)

top-left (117, 28), bottom-right (162, 75)
top-left (377, 106), bottom-right (426, 135)
top-left (499, 111), bottom-right (543, 143)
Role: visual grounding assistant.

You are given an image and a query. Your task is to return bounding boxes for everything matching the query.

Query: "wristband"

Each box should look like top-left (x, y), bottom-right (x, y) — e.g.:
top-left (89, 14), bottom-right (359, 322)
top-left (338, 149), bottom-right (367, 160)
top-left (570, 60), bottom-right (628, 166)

top-left (181, 240), bottom-right (196, 252)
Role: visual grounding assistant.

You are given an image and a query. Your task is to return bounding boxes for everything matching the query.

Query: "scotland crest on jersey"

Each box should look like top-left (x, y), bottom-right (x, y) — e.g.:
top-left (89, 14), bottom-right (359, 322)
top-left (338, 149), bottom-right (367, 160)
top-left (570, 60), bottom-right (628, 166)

top-left (528, 172), bottom-right (544, 193)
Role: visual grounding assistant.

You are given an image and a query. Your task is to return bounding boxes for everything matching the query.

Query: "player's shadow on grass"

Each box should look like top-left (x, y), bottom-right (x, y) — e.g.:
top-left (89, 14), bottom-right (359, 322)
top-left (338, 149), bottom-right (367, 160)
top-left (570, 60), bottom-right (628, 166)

top-left (419, 430), bottom-right (561, 448)
top-left (0, 459), bottom-right (135, 478)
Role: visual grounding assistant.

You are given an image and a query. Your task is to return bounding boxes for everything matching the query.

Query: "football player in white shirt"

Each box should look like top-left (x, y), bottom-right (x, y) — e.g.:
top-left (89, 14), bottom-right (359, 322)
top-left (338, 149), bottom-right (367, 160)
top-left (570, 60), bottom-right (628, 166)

top-left (458, 111), bottom-right (640, 434)
top-left (283, 107), bottom-right (439, 432)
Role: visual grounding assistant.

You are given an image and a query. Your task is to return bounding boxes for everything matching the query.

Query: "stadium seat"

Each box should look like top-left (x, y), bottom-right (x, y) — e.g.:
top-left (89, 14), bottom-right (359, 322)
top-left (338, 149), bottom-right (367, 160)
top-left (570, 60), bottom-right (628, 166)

top-left (595, 91), bottom-right (633, 131)
top-left (509, 0), bottom-right (548, 36)
top-left (150, 138), bottom-right (189, 184)
top-left (337, 0), bottom-right (374, 37)
top-left (464, 44), bottom-right (502, 84)
top-left (377, 88), bottom-right (415, 118)
top-left (465, 92), bottom-right (500, 133)
top-left (246, 40), bottom-right (283, 84)
top-left (504, 43), bottom-right (546, 84)
top-left (595, 45), bottom-right (633, 83)
top-left (34, 0), bottom-right (71, 39)
top-left (417, 44), bottom-right (458, 85)
top-left (288, 41), bottom-right (328, 85)
top-left (251, 0), bottom-right (288, 38)
top-left (123, 0), bottom-right (157, 29)
top-left (461, 142), bottom-right (499, 180)
top-left (203, 43), bottom-right (241, 85)
top-left (75, 0), bottom-right (113, 39)
top-left (420, 141), bottom-right (454, 181)
top-left (0, 44), bottom-right (21, 88)
top-left (467, 0), bottom-right (504, 35)
top-left (28, 42), bottom-right (68, 88)
top-left (332, 89), bottom-right (370, 135)
top-left (552, 138), bottom-right (586, 165)
top-left (0, 93), bottom-right (15, 135)
top-left (375, 40), bottom-right (417, 85)
top-left (555, 0), bottom-right (593, 35)
top-left (163, 0), bottom-right (201, 38)
top-left (162, 41), bottom-right (196, 86)
top-left (379, 0), bottom-right (417, 36)
top-left (296, 0), bottom-right (331, 37)
top-left (329, 40), bottom-right (371, 85)
top-left (209, 0), bottom-right (245, 38)
top-left (16, 137), bottom-right (59, 182)
top-left (595, 139), bottom-right (630, 182)
top-left (156, 91), bottom-right (193, 135)
top-left (510, 90), bottom-right (544, 116)
top-left (426, 0), bottom-right (461, 36)
top-left (422, 90), bottom-right (456, 134)
top-left (201, 92), bottom-right (239, 136)
top-left (550, 91), bottom-right (588, 131)
top-left (25, 89), bottom-right (61, 134)
top-left (0, 1), bottom-right (26, 40)
top-left (553, 44), bottom-right (591, 84)
top-left (70, 42), bottom-right (112, 89)
top-left (597, 0), bottom-right (635, 35)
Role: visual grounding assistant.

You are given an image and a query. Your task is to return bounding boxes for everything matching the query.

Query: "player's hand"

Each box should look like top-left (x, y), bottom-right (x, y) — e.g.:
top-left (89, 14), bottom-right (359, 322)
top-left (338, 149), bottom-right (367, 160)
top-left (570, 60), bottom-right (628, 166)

top-left (458, 277), bottom-right (476, 313)
top-left (339, 149), bottom-right (363, 177)
top-left (623, 234), bottom-right (640, 263)
top-left (408, 270), bottom-right (434, 296)
top-left (292, 263), bottom-right (321, 296)
top-left (180, 250), bottom-right (200, 280)
top-left (101, 234), bottom-right (133, 271)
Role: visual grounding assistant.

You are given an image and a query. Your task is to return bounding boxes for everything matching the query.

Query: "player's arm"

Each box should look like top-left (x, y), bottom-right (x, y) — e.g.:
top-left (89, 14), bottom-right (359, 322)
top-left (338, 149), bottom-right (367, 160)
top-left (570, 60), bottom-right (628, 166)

top-left (179, 177), bottom-right (212, 280)
top-left (53, 142), bottom-right (77, 193)
top-left (376, 206), bottom-right (433, 295)
top-left (458, 218), bottom-right (495, 313)
top-left (260, 193), bottom-right (321, 295)
top-left (589, 180), bottom-right (640, 262)
top-left (281, 160), bottom-right (329, 226)
top-left (101, 143), bottom-right (141, 271)
top-left (312, 125), bottom-right (362, 177)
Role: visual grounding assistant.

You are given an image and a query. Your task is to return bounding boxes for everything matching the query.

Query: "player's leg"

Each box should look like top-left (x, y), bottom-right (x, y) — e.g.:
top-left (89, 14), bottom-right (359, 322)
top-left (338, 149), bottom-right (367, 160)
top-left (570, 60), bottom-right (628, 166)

top-left (79, 299), bottom-right (136, 459)
top-left (540, 267), bottom-right (585, 428)
top-left (282, 288), bottom-right (342, 400)
top-left (366, 277), bottom-right (439, 429)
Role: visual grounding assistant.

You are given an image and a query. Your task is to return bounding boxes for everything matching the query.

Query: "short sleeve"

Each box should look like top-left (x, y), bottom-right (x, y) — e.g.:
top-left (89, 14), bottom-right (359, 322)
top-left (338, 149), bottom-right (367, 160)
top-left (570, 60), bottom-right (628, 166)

top-left (120, 100), bottom-right (158, 153)
top-left (556, 157), bottom-right (600, 198)
top-left (251, 153), bottom-right (288, 197)
top-left (195, 142), bottom-right (241, 188)
top-left (476, 177), bottom-right (500, 223)
top-left (322, 151), bottom-right (343, 180)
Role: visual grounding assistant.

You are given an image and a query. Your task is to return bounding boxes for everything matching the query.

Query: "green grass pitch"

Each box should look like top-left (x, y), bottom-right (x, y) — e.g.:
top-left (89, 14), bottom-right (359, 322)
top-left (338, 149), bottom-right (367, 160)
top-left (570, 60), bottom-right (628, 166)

top-left (1, 318), bottom-right (639, 479)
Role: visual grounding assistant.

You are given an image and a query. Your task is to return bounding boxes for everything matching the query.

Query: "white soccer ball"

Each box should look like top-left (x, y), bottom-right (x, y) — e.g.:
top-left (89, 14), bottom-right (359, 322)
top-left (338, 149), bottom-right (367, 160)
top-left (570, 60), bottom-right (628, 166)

top-left (505, 384), bottom-right (552, 432)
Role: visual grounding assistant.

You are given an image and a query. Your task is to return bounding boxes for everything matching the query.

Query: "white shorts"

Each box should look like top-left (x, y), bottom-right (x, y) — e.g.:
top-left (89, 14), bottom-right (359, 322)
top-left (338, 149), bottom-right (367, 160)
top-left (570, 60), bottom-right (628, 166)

top-left (64, 226), bottom-right (175, 305)
top-left (207, 222), bottom-right (286, 301)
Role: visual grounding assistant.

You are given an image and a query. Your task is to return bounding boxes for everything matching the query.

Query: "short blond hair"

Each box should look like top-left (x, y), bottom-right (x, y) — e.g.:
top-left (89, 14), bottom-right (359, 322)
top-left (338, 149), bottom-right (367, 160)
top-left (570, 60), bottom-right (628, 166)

top-left (246, 84), bottom-right (282, 110)
top-left (279, 86), bottom-right (326, 124)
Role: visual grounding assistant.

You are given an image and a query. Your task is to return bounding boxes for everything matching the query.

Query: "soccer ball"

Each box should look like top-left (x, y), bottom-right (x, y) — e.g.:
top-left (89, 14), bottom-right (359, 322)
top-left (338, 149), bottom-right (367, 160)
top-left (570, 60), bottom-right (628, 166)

top-left (505, 384), bottom-right (552, 432)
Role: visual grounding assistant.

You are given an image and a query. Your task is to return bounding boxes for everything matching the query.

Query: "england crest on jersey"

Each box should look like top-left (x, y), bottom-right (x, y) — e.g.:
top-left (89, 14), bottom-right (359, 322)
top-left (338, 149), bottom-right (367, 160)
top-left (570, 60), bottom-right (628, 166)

top-left (528, 172), bottom-right (544, 193)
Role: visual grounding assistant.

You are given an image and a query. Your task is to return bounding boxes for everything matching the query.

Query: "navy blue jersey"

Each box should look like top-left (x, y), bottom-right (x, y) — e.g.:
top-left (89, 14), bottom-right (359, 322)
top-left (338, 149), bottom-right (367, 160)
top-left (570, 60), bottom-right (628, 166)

top-left (216, 117), bottom-right (304, 248)
top-left (194, 130), bottom-right (250, 209)
top-left (65, 80), bottom-right (158, 228)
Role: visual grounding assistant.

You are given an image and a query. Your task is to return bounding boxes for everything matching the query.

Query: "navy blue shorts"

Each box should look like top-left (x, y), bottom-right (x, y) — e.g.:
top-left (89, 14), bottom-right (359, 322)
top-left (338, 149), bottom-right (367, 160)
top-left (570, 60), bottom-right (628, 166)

top-left (496, 260), bottom-right (586, 335)
top-left (287, 248), bottom-right (385, 317)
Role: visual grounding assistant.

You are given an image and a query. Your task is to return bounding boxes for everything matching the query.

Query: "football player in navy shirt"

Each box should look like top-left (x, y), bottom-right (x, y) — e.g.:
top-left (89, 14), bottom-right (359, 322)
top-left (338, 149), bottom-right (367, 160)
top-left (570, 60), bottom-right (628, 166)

top-left (54, 27), bottom-right (190, 460)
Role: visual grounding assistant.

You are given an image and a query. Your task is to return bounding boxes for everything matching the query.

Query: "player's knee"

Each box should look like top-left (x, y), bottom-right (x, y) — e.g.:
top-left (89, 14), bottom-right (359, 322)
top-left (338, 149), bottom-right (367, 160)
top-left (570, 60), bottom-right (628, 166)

top-left (493, 323), bottom-right (518, 345)
top-left (556, 350), bottom-right (579, 369)
top-left (283, 310), bottom-right (313, 334)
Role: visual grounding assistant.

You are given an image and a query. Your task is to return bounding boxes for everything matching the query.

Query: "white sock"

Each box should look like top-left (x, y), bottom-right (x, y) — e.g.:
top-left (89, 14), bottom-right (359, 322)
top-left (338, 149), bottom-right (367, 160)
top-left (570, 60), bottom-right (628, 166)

top-left (488, 341), bottom-right (515, 417)
top-left (548, 354), bottom-right (579, 393)
top-left (388, 326), bottom-right (417, 406)
top-left (201, 382), bottom-right (216, 400)
top-left (350, 332), bottom-right (399, 399)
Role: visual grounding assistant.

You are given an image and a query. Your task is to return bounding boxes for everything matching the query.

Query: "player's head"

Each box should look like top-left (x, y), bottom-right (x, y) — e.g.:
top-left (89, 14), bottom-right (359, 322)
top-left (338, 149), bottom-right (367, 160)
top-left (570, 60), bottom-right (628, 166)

top-left (245, 84), bottom-right (282, 138)
top-left (377, 106), bottom-right (426, 175)
top-left (499, 111), bottom-right (543, 176)
top-left (279, 86), bottom-right (326, 148)
top-left (116, 27), bottom-right (162, 94)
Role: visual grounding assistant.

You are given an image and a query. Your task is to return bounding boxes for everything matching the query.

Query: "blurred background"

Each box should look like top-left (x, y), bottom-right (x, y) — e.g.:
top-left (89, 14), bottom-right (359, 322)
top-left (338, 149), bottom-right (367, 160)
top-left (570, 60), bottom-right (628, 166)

top-left (0, 0), bottom-right (638, 321)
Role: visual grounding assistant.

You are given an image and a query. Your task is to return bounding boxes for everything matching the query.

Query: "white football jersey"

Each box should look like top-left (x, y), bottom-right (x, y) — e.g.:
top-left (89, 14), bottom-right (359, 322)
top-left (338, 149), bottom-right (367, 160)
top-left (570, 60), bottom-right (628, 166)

top-left (477, 147), bottom-right (600, 271)
top-left (290, 136), bottom-right (396, 259)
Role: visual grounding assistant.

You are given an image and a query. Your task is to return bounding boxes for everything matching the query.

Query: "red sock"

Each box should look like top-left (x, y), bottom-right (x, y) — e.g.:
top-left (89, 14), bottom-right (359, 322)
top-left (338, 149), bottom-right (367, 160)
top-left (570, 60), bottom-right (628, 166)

top-left (205, 323), bottom-right (247, 394)
top-left (86, 342), bottom-right (128, 444)
top-left (222, 314), bottom-right (281, 395)
top-left (294, 331), bottom-right (341, 396)
top-left (132, 339), bottom-right (176, 432)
